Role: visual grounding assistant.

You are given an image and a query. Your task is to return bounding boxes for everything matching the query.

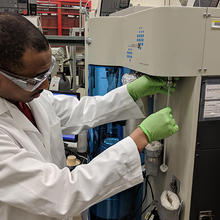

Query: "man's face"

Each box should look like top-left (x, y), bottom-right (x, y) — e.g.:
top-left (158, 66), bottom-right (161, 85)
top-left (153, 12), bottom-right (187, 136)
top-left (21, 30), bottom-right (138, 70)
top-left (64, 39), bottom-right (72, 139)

top-left (0, 48), bottom-right (52, 103)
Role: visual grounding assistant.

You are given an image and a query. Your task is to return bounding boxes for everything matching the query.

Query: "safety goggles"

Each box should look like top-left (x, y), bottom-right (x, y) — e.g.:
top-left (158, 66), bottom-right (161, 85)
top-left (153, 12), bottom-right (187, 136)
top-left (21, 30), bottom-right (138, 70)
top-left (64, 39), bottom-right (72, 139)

top-left (0, 56), bottom-right (56, 92)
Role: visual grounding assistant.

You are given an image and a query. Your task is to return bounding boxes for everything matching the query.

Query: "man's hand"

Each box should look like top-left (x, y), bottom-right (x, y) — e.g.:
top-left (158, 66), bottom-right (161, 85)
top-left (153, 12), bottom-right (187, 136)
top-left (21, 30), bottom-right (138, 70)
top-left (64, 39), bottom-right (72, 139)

top-left (139, 107), bottom-right (179, 143)
top-left (127, 75), bottom-right (176, 101)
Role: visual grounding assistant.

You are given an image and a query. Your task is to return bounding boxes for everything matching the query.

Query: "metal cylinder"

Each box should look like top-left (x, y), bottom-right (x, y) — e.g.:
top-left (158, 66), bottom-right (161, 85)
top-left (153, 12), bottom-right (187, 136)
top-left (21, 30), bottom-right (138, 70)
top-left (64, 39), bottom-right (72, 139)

top-left (77, 130), bottom-right (88, 153)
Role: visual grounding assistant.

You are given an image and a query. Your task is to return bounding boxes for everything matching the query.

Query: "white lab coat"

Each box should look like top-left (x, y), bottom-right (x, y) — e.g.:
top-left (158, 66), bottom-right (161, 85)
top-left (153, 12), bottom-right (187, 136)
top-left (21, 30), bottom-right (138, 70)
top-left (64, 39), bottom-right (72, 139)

top-left (0, 85), bottom-right (145, 220)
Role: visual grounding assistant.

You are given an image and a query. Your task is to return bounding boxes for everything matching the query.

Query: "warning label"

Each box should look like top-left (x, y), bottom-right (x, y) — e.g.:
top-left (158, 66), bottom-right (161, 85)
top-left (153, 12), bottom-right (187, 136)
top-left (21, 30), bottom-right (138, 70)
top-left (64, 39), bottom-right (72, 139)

top-left (204, 84), bottom-right (220, 118)
top-left (205, 84), bottom-right (220, 100)
top-left (204, 101), bottom-right (220, 118)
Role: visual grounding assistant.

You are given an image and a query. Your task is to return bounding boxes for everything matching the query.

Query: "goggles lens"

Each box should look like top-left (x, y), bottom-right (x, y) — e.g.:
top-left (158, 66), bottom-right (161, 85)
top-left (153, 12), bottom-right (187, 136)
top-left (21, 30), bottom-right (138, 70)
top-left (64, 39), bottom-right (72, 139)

top-left (0, 56), bottom-right (56, 92)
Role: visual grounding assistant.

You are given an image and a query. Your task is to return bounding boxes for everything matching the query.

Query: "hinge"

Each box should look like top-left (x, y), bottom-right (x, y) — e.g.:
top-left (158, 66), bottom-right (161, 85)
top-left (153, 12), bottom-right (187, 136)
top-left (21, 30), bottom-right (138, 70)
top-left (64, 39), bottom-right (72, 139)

top-left (203, 9), bottom-right (211, 18)
top-left (203, 12), bottom-right (211, 18)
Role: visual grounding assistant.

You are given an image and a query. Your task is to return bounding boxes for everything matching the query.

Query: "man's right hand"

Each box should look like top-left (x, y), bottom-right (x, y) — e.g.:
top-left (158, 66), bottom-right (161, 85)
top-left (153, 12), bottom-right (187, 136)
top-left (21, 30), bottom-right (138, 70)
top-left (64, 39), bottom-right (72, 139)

top-left (139, 107), bottom-right (179, 143)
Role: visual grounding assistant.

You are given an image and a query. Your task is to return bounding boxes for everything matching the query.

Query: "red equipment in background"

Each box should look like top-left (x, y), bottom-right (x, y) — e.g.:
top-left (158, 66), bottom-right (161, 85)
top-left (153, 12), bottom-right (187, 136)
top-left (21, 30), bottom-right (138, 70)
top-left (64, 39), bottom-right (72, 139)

top-left (37, 0), bottom-right (91, 36)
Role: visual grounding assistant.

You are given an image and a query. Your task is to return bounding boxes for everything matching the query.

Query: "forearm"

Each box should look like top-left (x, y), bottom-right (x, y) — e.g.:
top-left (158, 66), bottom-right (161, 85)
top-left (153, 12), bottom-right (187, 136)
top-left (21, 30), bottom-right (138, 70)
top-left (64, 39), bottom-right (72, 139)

top-left (130, 127), bottom-right (148, 152)
top-left (50, 86), bottom-right (144, 134)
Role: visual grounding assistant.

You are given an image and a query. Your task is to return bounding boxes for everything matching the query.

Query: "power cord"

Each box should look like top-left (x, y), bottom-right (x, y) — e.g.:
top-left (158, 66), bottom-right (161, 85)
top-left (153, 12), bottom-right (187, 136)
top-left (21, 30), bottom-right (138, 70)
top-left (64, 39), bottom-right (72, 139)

top-left (141, 175), bottom-right (155, 216)
top-left (130, 172), bottom-right (157, 219)
top-left (130, 172), bottom-right (154, 220)
top-left (147, 176), bottom-right (155, 201)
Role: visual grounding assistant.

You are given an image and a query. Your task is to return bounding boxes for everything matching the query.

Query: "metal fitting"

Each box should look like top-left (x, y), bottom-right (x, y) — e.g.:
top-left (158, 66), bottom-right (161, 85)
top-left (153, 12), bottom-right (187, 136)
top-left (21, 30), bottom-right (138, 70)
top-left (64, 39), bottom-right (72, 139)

top-left (167, 77), bottom-right (173, 87)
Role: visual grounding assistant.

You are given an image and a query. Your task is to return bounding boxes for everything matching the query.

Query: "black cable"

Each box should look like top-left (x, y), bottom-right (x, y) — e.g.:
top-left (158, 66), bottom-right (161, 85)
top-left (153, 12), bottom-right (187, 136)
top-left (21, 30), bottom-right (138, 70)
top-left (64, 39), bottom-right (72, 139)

top-left (118, 173), bottom-right (155, 219)
top-left (142, 174), bottom-right (149, 203)
top-left (141, 176), bottom-right (156, 216)
top-left (147, 177), bottom-right (154, 201)
top-left (129, 173), bottom-right (149, 220)
top-left (141, 203), bottom-right (152, 215)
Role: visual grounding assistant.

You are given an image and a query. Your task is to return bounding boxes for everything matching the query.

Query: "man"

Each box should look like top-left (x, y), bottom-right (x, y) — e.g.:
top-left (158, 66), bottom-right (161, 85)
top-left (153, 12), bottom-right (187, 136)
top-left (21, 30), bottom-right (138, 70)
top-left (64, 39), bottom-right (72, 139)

top-left (0, 13), bottom-right (178, 220)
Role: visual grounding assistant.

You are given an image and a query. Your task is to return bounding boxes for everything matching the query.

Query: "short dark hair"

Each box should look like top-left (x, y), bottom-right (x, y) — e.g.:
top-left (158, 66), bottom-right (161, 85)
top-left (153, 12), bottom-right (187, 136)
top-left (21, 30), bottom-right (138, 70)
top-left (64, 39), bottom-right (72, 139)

top-left (0, 12), bottom-right (49, 72)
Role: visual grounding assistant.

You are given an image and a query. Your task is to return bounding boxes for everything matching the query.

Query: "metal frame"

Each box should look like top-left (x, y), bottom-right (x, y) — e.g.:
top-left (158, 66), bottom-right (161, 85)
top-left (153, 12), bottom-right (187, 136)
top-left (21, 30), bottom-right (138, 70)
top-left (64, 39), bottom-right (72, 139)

top-left (46, 35), bottom-right (84, 46)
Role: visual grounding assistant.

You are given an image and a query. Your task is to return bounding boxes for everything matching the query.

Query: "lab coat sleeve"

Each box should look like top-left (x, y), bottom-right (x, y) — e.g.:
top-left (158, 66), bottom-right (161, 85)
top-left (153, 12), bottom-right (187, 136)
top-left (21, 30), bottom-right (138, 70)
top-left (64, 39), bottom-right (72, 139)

top-left (0, 128), bottom-right (143, 218)
top-left (48, 85), bottom-right (145, 134)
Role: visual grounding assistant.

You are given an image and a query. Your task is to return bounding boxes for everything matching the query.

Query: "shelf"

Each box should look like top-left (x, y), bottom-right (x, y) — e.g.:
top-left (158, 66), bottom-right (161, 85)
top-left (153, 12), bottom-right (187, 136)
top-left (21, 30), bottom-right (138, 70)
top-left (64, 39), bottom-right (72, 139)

top-left (37, 0), bottom-right (91, 36)
top-left (45, 35), bottom-right (84, 46)
top-left (38, 11), bottom-right (80, 15)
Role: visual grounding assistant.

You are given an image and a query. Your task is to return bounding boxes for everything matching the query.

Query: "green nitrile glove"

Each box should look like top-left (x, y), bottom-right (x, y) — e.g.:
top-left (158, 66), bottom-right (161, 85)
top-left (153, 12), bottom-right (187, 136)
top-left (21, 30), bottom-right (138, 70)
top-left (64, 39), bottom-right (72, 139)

top-left (139, 107), bottom-right (179, 143)
top-left (127, 75), bottom-right (176, 101)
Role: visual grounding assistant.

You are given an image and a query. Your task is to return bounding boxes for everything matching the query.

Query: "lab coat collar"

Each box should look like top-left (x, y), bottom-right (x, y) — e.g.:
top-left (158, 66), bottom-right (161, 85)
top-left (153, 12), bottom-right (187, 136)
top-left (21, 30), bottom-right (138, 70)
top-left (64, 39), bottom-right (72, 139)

top-left (0, 97), bottom-right (39, 132)
top-left (29, 98), bottom-right (51, 152)
top-left (0, 97), bottom-right (51, 151)
top-left (0, 97), bottom-right (9, 115)
top-left (0, 96), bottom-right (53, 162)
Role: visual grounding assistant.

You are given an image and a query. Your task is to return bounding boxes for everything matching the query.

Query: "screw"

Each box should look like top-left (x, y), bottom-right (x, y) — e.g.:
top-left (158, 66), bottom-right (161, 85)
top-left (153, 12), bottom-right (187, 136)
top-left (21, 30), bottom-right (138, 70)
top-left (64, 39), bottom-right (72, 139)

top-left (86, 37), bottom-right (92, 45)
